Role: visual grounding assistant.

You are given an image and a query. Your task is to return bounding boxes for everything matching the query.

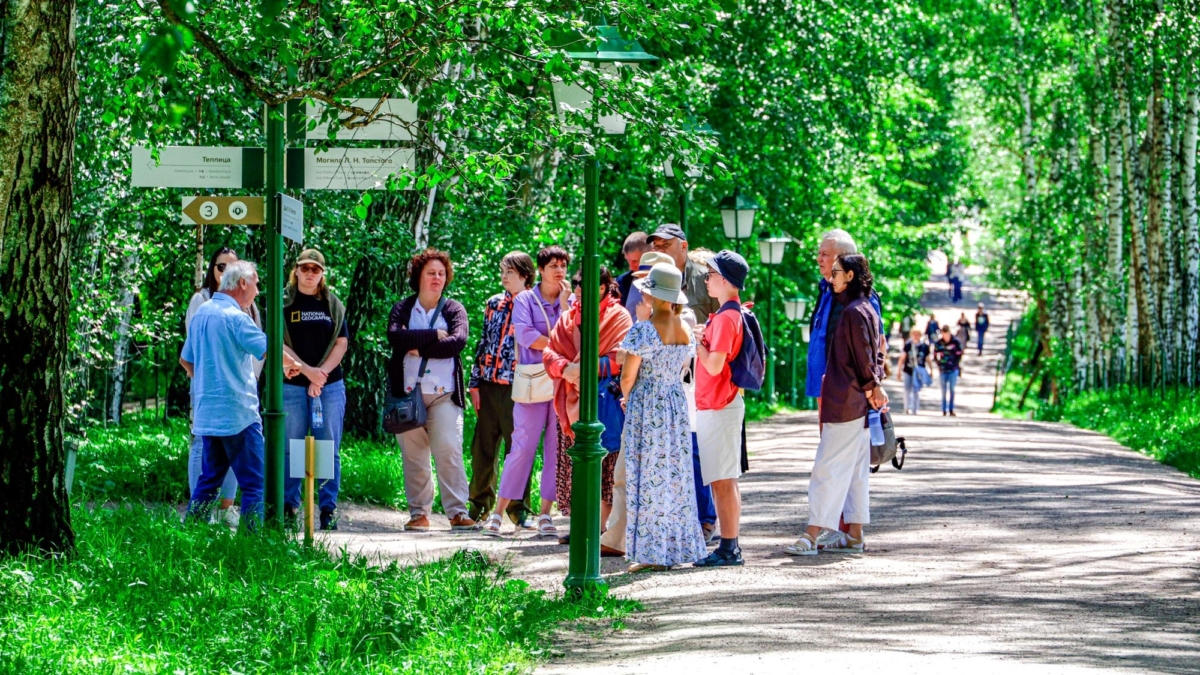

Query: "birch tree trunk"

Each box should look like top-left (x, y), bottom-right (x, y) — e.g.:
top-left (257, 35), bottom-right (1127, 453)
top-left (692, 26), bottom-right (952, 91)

top-left (1146, 85), bottom-right (1173, 371)
top-left (0, 0), bottom-right (79, 555)
top-left (1182, 89), bottom-right (1199, 383)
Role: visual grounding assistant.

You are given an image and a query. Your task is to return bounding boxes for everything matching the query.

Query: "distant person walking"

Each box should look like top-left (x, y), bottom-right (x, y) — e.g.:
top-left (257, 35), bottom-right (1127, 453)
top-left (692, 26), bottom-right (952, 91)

top-left (934, 325), bottom-right (964, 416)
top-left (950, 260), bottom-right (965, 303)
top-left (180, 261), bottom-right (269, 531)
top-left (785, 253), bottom-right (886, 556)
top-left (618, 263), bottom-right (708, 572)
top-left (387, 249), bottom-right (475, 533)
top-left (897, 327), bottom-right (931, 415)
top-left (956, 312), bottom-right (971, 348)
top-left (974, 303), bottom-right (990, 355)
top-left (281, 249), bottom-right (350, 531)
top-left (925, 314), bottom-right (940, 345)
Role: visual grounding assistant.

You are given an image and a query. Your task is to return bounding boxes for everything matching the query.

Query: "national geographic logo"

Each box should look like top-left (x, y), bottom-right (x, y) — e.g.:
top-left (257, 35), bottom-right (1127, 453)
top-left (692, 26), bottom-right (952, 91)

top-left (291, 311), bottom-right (331, 324)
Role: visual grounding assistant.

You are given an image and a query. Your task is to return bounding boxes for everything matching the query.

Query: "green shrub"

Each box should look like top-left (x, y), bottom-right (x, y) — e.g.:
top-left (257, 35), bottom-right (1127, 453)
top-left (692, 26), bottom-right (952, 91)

top-left (0, 505), bottom-right (635, 674)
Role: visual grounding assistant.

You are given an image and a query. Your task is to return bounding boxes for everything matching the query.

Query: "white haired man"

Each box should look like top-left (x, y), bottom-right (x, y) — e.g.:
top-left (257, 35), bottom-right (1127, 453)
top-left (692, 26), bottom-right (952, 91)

top-left (180, 260), bottom-right (271, 530)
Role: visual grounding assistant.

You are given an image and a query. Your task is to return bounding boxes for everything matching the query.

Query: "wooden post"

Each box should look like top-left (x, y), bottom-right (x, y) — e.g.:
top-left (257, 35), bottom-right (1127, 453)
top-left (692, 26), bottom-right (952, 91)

top-left (304, 434), bottom-right (315, 545)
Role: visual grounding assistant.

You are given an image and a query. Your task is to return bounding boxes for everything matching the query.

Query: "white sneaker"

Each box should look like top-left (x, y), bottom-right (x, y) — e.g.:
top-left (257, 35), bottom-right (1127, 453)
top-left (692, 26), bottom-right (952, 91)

top-left (814, 528), bottom-right (843, 548)
top-left (220, 507), bottom-right (240, 529)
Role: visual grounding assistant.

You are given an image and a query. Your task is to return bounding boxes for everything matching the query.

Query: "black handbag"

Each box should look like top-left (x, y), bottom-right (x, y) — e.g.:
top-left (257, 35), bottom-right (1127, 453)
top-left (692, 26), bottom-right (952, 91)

top-left (382, 298), bottom-right (446, 435)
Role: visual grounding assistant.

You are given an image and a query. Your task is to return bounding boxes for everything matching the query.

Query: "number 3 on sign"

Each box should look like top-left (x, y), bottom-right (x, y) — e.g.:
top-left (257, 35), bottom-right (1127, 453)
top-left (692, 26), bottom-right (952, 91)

top-left (199, 201), bottom-right (219, 220)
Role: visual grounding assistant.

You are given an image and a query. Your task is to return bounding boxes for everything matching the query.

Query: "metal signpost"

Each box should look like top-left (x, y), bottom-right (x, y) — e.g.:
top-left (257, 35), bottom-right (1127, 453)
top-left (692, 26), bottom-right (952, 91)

top-left (132, 97), bottom-right (417, 530)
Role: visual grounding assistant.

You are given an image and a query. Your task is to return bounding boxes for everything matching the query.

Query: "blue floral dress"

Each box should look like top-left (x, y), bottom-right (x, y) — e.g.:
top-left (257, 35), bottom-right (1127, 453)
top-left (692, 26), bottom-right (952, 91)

top-left (620, 321), bottom-right (707, 567)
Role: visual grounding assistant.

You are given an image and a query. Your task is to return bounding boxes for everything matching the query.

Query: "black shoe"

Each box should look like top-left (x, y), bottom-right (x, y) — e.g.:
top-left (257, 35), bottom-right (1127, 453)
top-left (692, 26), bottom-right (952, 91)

top-left (319, 508), bottom-right (338, 531)
top-left (694, 547), bottom-right (744, 567)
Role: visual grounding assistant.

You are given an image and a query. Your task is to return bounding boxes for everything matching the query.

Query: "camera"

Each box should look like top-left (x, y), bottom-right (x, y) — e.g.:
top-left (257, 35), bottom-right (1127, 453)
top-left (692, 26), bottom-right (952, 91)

top-left (605, 379), bottom-right (623, 398)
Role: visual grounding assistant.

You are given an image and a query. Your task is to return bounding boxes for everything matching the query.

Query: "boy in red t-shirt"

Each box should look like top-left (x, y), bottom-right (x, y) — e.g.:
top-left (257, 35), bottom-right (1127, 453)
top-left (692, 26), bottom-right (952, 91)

top-left (693, 250), bottom-right (749, 567)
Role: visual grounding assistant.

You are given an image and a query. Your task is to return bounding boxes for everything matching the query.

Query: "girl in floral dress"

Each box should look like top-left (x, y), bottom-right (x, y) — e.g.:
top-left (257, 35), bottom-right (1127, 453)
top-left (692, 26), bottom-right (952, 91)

top-left (619, 263), bottom-right (708, 572)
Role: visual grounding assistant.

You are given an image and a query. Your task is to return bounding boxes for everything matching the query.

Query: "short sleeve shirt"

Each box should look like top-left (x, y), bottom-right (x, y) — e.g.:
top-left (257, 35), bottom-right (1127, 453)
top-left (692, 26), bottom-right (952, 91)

top-left (284, 292), bottom-right (349, 388)
top-left (696, 307), bottom-right (743, 411)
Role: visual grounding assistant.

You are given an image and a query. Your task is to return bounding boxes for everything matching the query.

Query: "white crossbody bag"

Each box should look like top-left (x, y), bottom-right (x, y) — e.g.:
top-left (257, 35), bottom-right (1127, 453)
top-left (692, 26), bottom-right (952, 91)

top-left (511, 294), bottom-right (555, 404)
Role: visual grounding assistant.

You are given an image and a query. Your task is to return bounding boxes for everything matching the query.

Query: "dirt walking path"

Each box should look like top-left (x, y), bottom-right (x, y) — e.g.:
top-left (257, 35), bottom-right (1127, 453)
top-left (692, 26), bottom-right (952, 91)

top-left (326, 268), bottom-right (1200, 674)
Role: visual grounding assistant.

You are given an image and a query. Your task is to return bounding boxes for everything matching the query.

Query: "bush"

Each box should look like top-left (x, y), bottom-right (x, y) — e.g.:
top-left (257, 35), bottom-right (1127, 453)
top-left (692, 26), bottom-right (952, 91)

top-left (0, 505), bottom-right (635, 674)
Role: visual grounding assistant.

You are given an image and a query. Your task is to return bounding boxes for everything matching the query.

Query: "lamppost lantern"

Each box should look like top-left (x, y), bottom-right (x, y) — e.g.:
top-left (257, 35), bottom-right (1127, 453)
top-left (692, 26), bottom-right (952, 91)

top-left (549, 24), bottom-right (659, 137)
top-left (718, 188), bottom-right (759, 241)
top-left (758, 236), bottom-right (790, 266)
top-left (802, 324), bottom-right (811, 342)
top-left (784, 297), bottom-right (808, 323)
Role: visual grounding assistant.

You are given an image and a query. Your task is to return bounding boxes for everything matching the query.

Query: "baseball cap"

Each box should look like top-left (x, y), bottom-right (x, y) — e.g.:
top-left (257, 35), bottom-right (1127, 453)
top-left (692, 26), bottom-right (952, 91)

top-left (708, 250), bottom-right (749, 290)
top-left (646, 223), bottom-right (687, 243)
top-left (296, 249), bottom-right (326, 270)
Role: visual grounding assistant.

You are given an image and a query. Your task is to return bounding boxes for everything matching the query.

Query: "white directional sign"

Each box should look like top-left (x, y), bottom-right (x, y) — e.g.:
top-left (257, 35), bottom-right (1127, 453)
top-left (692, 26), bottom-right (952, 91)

top-left (305, 98), bottom-right (417, 141)
top-left (279, 194), bottom-right (303, 244)
top-left (289, 439), bottom-right (335, 480)
top-left (301, 148), bottom-right (415, 190)
top-left (131, 146), bottom-right (246, 188)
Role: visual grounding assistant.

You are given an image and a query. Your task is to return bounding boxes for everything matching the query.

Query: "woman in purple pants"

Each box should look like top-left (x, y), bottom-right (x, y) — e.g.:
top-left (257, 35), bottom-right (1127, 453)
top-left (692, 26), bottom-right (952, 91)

top-left (480, 246), bottom-right (573, 538)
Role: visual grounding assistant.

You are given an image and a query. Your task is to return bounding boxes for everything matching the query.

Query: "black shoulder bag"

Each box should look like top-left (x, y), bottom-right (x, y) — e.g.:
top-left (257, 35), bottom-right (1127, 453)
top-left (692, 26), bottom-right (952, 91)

top-left (382, 298), bottom-right (446, 435)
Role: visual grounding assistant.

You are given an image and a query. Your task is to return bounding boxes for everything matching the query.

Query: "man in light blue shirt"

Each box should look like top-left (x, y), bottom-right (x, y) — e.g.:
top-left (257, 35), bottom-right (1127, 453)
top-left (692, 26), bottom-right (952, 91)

top-left (180, 260), bottom-right (269, 529)
top-left (806, 230), bottom-right (884, 400)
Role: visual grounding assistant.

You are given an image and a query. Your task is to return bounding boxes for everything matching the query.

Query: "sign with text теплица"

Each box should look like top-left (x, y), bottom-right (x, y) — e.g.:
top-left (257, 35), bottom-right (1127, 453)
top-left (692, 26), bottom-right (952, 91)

top-left (131, 145), bottom-right (264, 189)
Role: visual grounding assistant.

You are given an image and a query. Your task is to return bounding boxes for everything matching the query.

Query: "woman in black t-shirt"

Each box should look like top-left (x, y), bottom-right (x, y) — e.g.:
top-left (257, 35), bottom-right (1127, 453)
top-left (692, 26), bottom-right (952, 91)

top-left (896, 327), bottom-right (930, 415)
top-left (281, 249), bottom-right (349, 530)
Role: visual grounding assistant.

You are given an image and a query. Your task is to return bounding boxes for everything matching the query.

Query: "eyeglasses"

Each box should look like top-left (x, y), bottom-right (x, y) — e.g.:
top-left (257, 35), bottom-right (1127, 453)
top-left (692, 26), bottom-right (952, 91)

top-left (830, 267), bottom-right (846, 276)
top-left (215, 263), bottom-right (228, 272)
top-left (705, 271), bottom-right (720, 279)
top-left (298, 264), bottom-right (323, 274)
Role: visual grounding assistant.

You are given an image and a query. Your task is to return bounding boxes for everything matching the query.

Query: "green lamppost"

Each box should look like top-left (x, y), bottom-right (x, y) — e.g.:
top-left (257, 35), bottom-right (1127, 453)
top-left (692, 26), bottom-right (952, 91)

top-left (550, 21), bottom-right (659, 597)
top-left (783, 296), bottom-right (808, 408)
top-left (757, 235), bottom-right (788, 404)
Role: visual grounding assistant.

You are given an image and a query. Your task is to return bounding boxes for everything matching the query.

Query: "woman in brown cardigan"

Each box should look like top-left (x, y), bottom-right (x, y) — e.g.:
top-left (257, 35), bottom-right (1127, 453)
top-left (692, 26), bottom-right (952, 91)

top-left (386, 249), bottom-right (475, 533)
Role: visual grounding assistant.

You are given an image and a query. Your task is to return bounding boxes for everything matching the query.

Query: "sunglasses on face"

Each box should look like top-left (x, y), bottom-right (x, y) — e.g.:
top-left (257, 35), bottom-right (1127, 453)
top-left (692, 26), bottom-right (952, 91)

top-left (215, 263), bottom-right (228, 272)
top-left (298, 264), bottom-right (323, 274)
top-left (831, 267), bottom-right (846, 276)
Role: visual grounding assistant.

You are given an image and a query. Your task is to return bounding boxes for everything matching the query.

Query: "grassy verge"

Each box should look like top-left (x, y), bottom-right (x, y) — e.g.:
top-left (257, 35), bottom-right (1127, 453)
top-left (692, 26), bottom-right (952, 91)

top-left (994, 310), bottom-right (1199, 478)
top-left (1032, 387), bottom-right (1200, 479)
top-left (0, 505), bottom-right (634, 674)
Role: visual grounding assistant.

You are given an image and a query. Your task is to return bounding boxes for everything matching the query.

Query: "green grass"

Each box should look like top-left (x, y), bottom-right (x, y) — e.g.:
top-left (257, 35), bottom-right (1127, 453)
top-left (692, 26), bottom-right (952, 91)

top-left (1031, 387), bottom-right (1200, 479)
top-left (0, 504), bottom-right (635, 675)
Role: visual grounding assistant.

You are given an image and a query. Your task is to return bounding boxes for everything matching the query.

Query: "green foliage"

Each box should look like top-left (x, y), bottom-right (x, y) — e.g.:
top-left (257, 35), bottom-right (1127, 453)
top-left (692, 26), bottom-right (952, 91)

top-left (73, 415), bottom-right (191, 503)
top-left (0, 505), bottom-right (636, 674)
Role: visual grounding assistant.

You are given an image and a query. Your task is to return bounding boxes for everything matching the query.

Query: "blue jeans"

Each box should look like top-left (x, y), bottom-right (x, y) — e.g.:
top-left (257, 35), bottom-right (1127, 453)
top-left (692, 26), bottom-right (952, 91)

top-left (977, 329), bottom-right (986, 353)
top-left (188, 422), bottom-right (265, 529)
top-left (940, 370), bottom-right (959, 413)
top-left (189, 434), bottom-right (237, 501)
top-left (283, 380), bottom-right (345, 512)
top-left (692, 433), bottom-right (716, 526)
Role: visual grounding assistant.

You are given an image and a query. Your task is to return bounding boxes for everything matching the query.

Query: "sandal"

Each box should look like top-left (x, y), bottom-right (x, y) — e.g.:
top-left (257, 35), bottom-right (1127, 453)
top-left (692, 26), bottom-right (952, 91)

top-left (627, 562), bottom-right (669, 573)
top-left (824, 532), bottom-right (865, 553)
top-left (480, 513), bottom-right (503, 537)
top-left (537, 514), bottom-right (558, 537)
top-left (784, 532), bottom-right (819, 556)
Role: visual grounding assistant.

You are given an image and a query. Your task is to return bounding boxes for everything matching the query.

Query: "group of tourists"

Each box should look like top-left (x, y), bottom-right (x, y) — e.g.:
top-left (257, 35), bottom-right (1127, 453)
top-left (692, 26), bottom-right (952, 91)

top-left (901, 303), bottom-right (989, 416)
top-left (178, 222), bottom-right (918, 570)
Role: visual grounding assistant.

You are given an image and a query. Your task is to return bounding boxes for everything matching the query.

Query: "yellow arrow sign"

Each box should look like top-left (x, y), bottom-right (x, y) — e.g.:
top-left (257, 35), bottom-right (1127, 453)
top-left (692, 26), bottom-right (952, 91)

top-left (181, 196), bottom-right (265, 225)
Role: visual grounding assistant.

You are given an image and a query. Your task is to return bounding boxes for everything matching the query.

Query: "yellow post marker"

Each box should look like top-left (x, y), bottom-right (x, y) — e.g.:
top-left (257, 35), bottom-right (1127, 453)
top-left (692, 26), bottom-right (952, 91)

top-left (304, 434), bottom-right (315, 545)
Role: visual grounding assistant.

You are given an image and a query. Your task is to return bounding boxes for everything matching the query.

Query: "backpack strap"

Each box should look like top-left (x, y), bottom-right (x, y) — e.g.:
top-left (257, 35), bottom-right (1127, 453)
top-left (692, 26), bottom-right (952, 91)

top-left (413, 297), bottom-right (447, 386)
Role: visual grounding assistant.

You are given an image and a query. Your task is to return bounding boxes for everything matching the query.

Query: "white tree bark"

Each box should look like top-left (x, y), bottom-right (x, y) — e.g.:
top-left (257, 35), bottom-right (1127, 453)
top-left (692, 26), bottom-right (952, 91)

top-left (1182, 89), bottom-right (1199, 383)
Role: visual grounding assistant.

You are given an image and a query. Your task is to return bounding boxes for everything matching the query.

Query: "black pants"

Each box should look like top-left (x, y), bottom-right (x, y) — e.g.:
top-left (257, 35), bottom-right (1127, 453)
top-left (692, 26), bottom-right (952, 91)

top-left (467, 380), bottom-right (531, 521)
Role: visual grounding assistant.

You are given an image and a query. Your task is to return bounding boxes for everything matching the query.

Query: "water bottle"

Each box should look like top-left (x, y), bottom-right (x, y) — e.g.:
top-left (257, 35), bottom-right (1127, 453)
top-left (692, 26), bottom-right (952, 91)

top-left (868, 409), bottom-right (884, 446)
top-left (311, 395), bottom-right (324, 430)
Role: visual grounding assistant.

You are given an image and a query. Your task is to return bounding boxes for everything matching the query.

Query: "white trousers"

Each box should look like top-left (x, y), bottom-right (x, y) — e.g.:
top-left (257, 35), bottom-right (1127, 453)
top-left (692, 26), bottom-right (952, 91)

top-left (600, 448), bottom-right (627, 552)
top-left (808, 417), bottom-right (870, 530)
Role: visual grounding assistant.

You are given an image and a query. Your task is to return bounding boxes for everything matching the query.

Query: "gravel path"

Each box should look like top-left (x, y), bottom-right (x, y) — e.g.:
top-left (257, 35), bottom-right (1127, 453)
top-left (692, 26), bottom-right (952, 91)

top-left (325, 269), bottom-right (1200, 674)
